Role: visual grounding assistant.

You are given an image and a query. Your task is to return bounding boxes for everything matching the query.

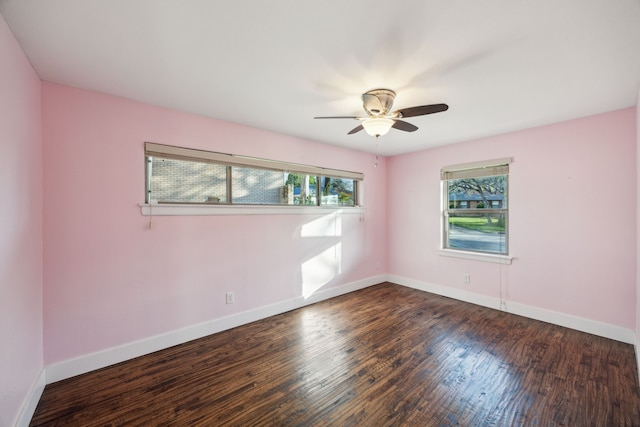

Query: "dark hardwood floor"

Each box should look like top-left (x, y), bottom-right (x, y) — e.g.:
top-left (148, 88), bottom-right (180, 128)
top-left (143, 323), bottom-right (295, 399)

top-left (30, 283), bottom-right (640, 426)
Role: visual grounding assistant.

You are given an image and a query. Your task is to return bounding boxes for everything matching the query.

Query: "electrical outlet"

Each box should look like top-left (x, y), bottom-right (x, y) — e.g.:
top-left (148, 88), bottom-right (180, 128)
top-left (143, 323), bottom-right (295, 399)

top-left (463, 274), bottom-right (471, 284)
top-left (225, 291), bottom-right (234, 304)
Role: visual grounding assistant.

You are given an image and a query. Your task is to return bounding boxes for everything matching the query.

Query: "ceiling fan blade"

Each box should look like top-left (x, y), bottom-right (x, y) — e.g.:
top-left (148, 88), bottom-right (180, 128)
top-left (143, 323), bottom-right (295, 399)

top-left (348, 125), bottom-right (364, 135)
top-left (314, 116), bottom-right (360, 119)
top-left (395, 103), bottom-right (449, 118)
top-left (392, 120), bottom-right (418, 132)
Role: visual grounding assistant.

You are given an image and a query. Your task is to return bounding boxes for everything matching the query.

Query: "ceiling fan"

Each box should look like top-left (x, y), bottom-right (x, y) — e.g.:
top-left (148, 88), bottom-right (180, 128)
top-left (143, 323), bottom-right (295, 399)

top-left (314, 89), bottom-right (449, 138)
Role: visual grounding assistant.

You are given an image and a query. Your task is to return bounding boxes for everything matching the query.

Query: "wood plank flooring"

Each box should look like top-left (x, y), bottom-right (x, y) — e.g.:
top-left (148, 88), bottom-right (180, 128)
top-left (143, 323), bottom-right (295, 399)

top-left (30, 283), bottom-right (640, 426)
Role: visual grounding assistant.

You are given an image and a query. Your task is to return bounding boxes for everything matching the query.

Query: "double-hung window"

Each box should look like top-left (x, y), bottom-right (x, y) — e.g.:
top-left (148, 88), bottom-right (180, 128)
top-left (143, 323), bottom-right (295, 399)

top-left (441, 158), bottom-right (511, 255)
top-left (144, 142), bottom-right (363, 207)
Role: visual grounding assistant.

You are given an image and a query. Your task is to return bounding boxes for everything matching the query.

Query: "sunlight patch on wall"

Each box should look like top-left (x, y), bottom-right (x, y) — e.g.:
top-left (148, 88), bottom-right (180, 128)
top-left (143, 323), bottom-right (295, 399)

top-left (301, 243), bottom-right (342, 298)
top-left (301, 211), bottom-right (342, 237)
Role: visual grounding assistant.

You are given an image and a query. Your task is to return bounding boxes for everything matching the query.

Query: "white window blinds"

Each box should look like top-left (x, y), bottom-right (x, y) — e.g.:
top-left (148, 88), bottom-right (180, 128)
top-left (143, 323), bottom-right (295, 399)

top-left (145, 142), bottom-right (364, 181)
top-left (441, 157), bottom-right (511, 181)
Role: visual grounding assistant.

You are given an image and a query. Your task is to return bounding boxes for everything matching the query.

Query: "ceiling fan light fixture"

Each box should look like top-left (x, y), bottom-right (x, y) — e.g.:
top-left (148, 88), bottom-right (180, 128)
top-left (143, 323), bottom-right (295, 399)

top-left (362, 117), bottom-right (394, 137)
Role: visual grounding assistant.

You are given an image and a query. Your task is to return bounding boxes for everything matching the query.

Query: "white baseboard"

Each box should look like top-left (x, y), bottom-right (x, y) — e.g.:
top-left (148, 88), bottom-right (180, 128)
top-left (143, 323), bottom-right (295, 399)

top-left (387, 274), bottom-right (502, 311)
top-left (16, 368), bottom-right (45, 427)
top-left (44, 274), bottom-right (635, 385)
top-left (388, 274), bottom-right (635, 344)
top-left (636, 339), bottom-right (640, 386)
top-left (506, 300), bottom-right (635, 344)
top-left (45, 275), bottom-right (384, 384)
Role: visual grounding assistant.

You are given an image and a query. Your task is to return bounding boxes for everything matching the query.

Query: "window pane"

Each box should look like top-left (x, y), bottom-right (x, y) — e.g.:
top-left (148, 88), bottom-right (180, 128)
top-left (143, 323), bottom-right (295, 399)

top-left (448, 175), bottom-right (506, 209)
top-left (148, 157), bottom-right (227, 203)
top-left (285, 173), bottom-right (317, 205)
top-left (447, 212), bottom-right (507, 254)
top-left (445, 174), bottom-right (508, 255)
top-left (319, 176), bottom-right (356, 206)
top-left (232, 167), bottom-right (286, 205)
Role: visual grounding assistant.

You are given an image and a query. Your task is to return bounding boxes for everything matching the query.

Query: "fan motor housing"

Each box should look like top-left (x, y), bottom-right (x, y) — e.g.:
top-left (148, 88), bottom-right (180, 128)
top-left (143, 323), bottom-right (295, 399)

top-left (363, 89), bottom-right (396, 116)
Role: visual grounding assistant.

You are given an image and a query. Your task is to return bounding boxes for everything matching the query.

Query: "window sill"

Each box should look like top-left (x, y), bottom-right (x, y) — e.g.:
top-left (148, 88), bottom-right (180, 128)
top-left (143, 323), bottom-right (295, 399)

top-left (139, 203), bottom-right (365, 216)
top-left (438, 249), bottom-right (513, 265)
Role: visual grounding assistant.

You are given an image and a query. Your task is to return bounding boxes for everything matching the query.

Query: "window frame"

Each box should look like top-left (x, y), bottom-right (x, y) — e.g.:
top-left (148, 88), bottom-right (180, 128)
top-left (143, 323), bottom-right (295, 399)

top-left (143, 142), bottom-right (364, 212)
top-left (440, 158), bottom-right (512, 263)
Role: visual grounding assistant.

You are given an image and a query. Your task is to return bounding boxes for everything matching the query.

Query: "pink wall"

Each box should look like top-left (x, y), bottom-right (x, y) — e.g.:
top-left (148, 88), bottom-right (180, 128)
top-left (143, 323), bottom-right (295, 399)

top-left (636, 91), bottom-right (640, 365)
top-left (42, 83), bottom-right (387, 365)
top-left (0, 13), bottom-right (44, 427)
top-left (388, 108), bottom-right (637, 329)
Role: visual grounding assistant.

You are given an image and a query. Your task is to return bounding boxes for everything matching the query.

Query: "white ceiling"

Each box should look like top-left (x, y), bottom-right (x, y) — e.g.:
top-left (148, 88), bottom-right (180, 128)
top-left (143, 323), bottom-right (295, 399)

top-left (1, 0), bottom-right (639, 156)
